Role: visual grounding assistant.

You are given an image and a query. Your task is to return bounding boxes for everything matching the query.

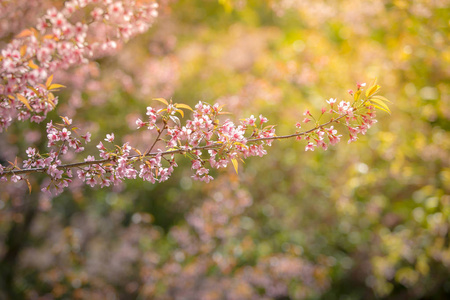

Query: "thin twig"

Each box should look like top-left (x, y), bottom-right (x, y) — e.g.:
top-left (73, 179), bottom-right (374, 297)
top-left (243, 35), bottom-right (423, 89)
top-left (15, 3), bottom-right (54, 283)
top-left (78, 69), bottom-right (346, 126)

top-left (1, 114), bottom-right (348, 177)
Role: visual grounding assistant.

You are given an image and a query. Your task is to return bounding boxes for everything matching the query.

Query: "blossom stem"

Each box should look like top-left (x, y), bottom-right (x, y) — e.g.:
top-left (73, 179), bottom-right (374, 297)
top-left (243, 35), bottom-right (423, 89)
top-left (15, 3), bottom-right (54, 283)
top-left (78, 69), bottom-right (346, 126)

top-left (1, 114), bottom-right (348, 177)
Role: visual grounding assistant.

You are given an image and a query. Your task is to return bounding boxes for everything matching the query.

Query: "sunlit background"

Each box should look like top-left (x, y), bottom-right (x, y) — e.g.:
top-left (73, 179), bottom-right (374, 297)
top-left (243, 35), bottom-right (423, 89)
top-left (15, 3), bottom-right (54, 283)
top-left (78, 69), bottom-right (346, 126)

top-left (1, 0), bottom-right (449, 299)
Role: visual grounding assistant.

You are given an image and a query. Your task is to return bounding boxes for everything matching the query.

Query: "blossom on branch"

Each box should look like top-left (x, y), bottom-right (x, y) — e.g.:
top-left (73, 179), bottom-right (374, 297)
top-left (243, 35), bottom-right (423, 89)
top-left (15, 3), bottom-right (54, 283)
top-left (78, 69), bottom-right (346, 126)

top-left (0, 82), bottom-right (391, 196)
top-left (0, 0), bottom-right (159, 131)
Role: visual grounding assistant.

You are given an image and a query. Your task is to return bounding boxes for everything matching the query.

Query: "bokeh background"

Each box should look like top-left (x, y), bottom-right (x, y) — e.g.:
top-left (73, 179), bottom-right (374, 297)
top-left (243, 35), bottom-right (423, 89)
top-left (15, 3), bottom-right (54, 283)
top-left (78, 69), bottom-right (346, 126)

top-left (1, 0), bottom-right (449, 299)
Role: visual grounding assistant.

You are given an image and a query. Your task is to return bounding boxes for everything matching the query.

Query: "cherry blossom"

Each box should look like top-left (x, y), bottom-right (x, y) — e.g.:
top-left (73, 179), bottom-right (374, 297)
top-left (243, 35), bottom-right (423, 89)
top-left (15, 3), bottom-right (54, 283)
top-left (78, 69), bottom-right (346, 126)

top-left (0, 0), bottom-right (159, 132)
top-left (0, 81), bottom-right (389, 196)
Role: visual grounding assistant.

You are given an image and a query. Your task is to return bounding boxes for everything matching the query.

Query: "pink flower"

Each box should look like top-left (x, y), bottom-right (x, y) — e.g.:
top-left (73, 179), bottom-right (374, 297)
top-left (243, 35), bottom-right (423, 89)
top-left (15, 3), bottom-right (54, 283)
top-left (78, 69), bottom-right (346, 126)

top-left (305, 142), bottom-right (316, 151)
top-left (326, 98), bottom-right (336, 105)
top-left (348, 134), bottom-right (358, 144)
top-left (81, 132), bottom-right (91, 143)
top-left (105, 133), bottom-right (114, 142)
top-left (246, 115), bottom-right (256, 126)
top-left (357, 82), bottom-right (366, 89)
top-left (259, 114), bottom-right (268, 125)
top-left (26, 147), bottom-right (36, 157)
top-left (11, 175), bottom-right (22, 182)
top-left (60, 128), bottom-right (71, 140)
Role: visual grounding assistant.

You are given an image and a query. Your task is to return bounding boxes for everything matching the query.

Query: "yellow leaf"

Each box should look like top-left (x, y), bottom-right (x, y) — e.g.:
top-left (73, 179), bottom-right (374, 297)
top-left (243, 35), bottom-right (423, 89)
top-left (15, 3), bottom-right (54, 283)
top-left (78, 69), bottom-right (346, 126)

top-left (153, 97), bottom-right (168, 105)
top-left (370, 103), bottom-right (391, 114)
top-left (46, 75), bottom-right (53, 88)
top-left (370, 97), bottom-right (391, 113)
top-left (353, 90), bottom-right (361, 101)
top-left (31, 28), bottom-right (39, 38)
top-left (219, 0), bottom-right (233, 12)
top-left (233, 141), bottom-right (248, 149)
top-left (231, 158), bottom-right (238, 174)
top-left (20, 45), bottom-right (27, 57)
top-left (133, 148), bottom-right (142, 157)
top-left (26, 179), bottom-right (32, 194)
top-left (175, 103), bottom-right (194, 111)
top-left (28, 86), bottom-right (41, 96)
top-left (371, 95), bottom-right (392, 103)
top-left (176, 109), bottom-right (184, 118)
top-left (47, 97), bottom-right (55, 108)
top-left (60, 116), bottom-right (70, 125)
top-left (48, 83), bottom-right (66, 90)
top-left (28, 60), bottom-right (39, 69)
top-left (16, 28), bottom-right (33, 38)
top-left (16, 94), bottom-right (32, 111)
top-left (366, 84), bottom-right (381, 97)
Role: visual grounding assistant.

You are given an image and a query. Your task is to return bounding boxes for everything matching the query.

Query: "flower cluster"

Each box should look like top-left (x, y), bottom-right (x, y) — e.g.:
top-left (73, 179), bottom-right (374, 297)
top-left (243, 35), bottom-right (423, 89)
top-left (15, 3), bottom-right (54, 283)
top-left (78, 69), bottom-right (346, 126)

top-left (13, 117), bottom-right (91, 194)
top-left (0, 0), bottom-right (159, 131)
top-left (0, 83), bottom-right (389, 196)
top-left (295, 81), bottom-right (387, 152)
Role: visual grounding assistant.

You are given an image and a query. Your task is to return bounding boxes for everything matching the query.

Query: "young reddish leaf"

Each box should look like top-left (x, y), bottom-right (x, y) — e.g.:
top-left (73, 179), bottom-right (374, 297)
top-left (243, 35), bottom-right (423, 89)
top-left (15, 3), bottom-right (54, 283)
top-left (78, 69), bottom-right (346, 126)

top-left (16, 94), bottom-right (32, 111)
